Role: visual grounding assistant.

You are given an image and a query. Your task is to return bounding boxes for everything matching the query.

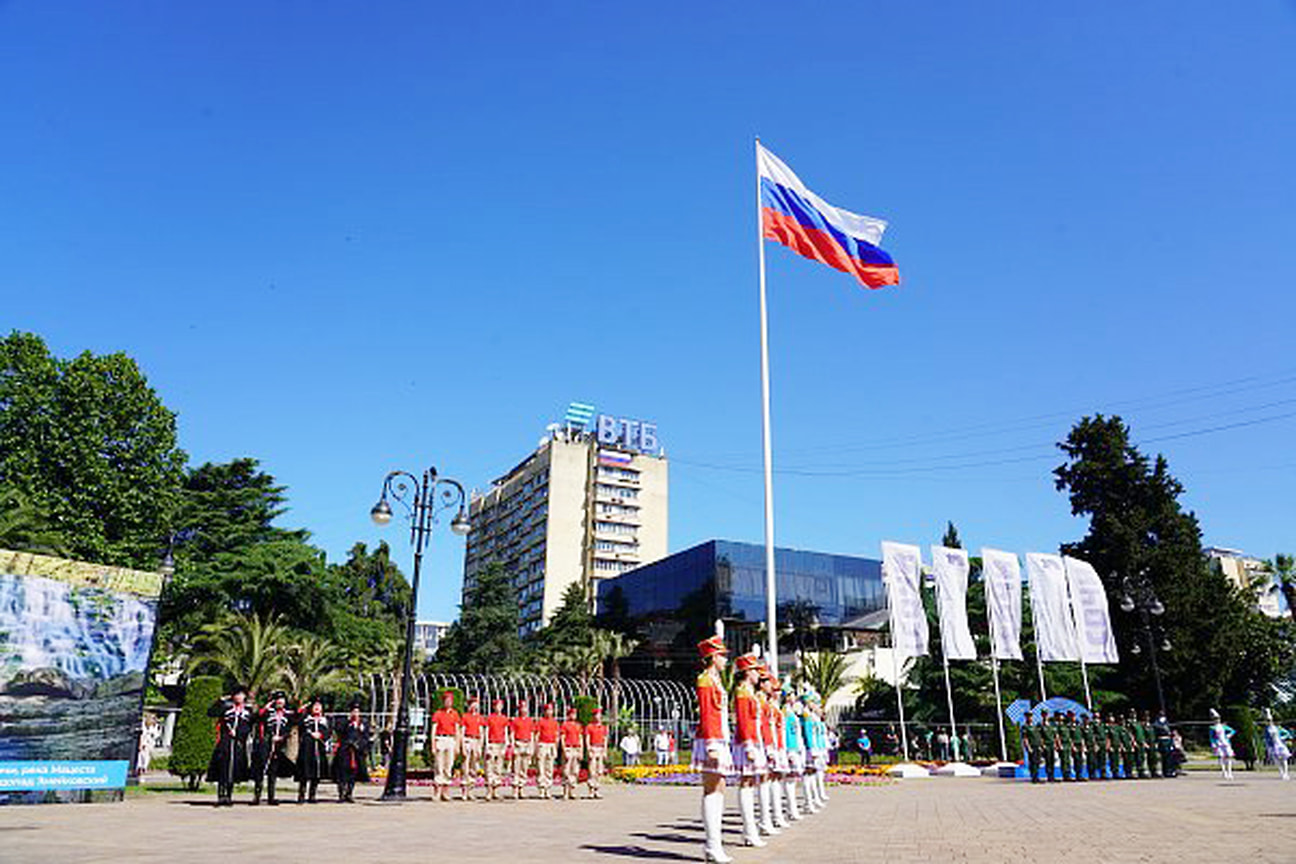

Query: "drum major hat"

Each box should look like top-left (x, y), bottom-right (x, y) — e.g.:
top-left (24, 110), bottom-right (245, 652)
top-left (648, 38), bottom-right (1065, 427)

top-left (697, 635), bottom-right (728, 658)
top-left (734, 654), bottom-right (760, 673)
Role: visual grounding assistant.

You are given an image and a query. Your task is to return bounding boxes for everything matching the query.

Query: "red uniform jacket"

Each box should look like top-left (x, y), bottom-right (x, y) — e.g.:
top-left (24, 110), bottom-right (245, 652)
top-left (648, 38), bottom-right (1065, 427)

top-left (734, 684), bottom-right (761, 744)
top-left (561, 720), bottom-right (583, 747)
top-left (696, 670), bottom-right (726, 741)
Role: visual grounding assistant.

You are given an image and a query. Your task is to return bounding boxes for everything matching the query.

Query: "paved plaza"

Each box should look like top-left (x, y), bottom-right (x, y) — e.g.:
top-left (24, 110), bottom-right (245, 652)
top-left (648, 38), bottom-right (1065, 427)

top-left (0, 773), bottom-right (1293, 863)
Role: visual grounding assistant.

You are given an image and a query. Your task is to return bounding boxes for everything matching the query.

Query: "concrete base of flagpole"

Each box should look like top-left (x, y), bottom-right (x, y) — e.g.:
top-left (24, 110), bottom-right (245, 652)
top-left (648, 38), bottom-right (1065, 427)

top-left (932, 761), bottom-right (981, 777)
top-left (987, 761), bottom-right (1019, 777)
top-left (888, 762), bottom-right (933, 779)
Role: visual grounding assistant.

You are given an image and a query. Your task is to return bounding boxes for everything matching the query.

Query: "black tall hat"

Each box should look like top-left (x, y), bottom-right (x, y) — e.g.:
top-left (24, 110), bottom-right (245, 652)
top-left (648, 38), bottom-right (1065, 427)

top-left (231, 683), bottom-right (249, 696)
top-left (270, 689), bottom-right (288, 701)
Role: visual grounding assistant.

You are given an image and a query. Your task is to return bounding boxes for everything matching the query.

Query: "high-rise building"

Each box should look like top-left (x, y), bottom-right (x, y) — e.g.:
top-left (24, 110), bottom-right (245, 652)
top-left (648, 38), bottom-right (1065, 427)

top-left (462, 407), bottom-right (668, 636)
top-left (413, 620), bottom-right (451, 660)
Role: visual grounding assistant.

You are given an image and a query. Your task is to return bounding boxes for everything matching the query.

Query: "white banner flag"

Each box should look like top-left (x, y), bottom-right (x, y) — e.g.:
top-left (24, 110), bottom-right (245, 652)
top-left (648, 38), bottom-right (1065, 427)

top-left (881, 541), bottom-right (928, 662)
top-left (1063, 556), bottom-right (1120, 664)
top-left (981, 548), bottom-right (1023, 660)
top-left (930, 545), bottom-right (976, 660)
top-left (1026, 553), bottom-right (1080, 662)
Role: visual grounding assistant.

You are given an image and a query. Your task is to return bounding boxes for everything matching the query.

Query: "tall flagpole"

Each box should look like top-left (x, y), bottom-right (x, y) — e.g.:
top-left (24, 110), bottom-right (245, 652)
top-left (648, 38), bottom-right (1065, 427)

top-left (1061, 557), bottom-right (1094, 710)
top-left (755, 138), bottom-right (779, 672)
top-left (937, 578), bottom-right (959, 759)
top-left (884, 563), bottom-right (911, 762)
top-left (1033, 629), bottom-right (1049, 704)
top-left (986, 583), bottom-right (1009, 762)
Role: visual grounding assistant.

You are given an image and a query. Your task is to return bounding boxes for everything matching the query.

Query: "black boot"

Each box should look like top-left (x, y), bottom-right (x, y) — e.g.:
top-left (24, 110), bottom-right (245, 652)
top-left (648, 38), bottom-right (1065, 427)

top-left (308, 779), bottom-right (318, 803)
top-left (252, 780), bottom-right (262, 805)
top-left (298, 783), bottom-right (307, 804)
top-left (267, 775), bottom-right (279, 806)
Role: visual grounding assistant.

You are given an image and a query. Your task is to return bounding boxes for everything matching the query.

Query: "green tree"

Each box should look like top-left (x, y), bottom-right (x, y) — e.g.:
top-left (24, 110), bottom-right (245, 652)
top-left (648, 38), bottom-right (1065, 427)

top-left (941, 521), bottom-right (962, 550)
top-left (169, 675), bottom-right (223, 789)
top-left (0, 487), bottom-right (68, 555)
top-left (434, 561), bottom-right (523, 672)
top-left (1266, 554), bottom-right (1296, 622)
top-left (0, 331), bottom-right (186, 568)
top-left (186, 612), bottom-right (295, 697)
top-left (283, 633), bottom-right (351, 701)
top-left (796, 650), bottom-right (855, 704)
top-left (1054, 414), bottom-right (1295, 716)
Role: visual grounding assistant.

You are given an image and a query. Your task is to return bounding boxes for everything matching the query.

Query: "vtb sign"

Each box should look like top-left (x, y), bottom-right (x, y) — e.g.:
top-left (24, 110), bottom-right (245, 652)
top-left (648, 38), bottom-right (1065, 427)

top-left (596, 414), bottom-right (660, 455)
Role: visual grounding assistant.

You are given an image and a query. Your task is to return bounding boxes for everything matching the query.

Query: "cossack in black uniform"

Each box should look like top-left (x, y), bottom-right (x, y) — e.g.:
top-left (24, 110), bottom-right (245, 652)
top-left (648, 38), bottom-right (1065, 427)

top-left (206, 685), bottom-right (254, 806)
top-left (295, 697), bottom-right (331, 803)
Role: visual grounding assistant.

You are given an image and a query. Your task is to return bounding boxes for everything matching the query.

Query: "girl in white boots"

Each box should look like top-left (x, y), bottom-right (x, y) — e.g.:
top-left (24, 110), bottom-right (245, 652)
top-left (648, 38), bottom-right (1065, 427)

top-left (692, 635), bottom-right (734, 863)
top-left (1208, 708), bottom-right (1236, 780)
top-left (732, 654), bottom-right (769, 849)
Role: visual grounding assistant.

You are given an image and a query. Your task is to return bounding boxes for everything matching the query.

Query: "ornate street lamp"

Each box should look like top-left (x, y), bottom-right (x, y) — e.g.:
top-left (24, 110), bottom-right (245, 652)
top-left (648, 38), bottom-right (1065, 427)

top-left (1116, 568), bottom-right (1170, 716)
top-left (369, 467), bottom-right (470, 800)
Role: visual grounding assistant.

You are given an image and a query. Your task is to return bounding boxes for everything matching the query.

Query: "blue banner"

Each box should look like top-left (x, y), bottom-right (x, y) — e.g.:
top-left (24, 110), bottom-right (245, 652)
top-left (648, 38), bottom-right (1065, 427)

top-left (0, 760), bottom-right (129, 792)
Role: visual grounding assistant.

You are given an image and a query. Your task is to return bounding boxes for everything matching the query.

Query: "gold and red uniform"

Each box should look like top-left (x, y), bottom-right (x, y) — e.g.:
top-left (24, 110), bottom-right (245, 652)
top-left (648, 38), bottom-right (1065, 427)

top-left (732, 681), bottom-right (767, 776)
top-left (691, 666), bottom-right (732, 774)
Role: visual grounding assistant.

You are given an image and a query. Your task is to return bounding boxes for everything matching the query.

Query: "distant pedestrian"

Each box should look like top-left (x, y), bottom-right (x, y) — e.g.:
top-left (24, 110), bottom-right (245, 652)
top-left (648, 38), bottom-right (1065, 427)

top-left (654, 726), bottom-right (672, 765)
top-left (856, 730), bottom-right (872, 765)
top-left (827, 727), bottom-right (840, 764)
top-left (620, 729), bottom-right (641, 766)
top-left (884, 726), bottom-right (899, 756)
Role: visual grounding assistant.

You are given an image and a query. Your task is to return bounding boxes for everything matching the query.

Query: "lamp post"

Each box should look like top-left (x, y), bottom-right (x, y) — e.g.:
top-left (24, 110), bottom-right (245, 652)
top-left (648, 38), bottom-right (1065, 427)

top-left (1117, 568), bottom-right (1170, 717)
top-left (369, 467), bottom-right (470, 800)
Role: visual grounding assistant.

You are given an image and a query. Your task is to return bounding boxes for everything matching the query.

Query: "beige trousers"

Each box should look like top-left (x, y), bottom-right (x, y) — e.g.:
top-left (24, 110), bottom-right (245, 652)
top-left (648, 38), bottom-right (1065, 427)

top-left (513, 741), bottom-right (535, 788)
top-left (434, 735), bottom-right (458, 786)
top-left (485, 742), bottom-right (508, 788)
top-left (562, 745), bottom-right (583, 788)
top-left (535, 742), bottom-right (558, 790)
top-left (462, 737), bottom-right (483, 785)
top-left (587, 745), bottom-right (606, 791)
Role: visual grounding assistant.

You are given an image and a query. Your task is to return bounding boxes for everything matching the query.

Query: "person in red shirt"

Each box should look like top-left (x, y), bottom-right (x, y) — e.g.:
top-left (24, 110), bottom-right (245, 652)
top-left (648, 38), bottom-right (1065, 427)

top-left (460, 694), bottom-right (485, 801)
top-left (732, 653), bottom-right (767, 850)
top-left (584, 706), bottom-right (609, 799)
top-left (693, 635), bottom-right (733, 863)
top-left (535, 702), bottom-right (561, 800)
top-left (560, 706), bottom-right (584, 800)
top-left (430, 689), bottom-right (460, 802)
top-left (510, 699), bottom-right (536, 800)
top-left (484, 698), bottom-right (512, 800)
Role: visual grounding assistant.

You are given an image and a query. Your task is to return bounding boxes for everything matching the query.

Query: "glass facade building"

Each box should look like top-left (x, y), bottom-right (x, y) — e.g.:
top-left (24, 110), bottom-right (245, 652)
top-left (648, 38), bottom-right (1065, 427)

top-left (596, 540), bottom-right (885, 681)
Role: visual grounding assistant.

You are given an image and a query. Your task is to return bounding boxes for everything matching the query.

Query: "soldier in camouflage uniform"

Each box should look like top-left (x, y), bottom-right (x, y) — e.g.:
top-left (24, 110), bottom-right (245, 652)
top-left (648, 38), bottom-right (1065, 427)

top-left (1039, 710), bottom-right (1058, 783)
top-left (1143, 711), bottom-right (1160, 778)
top-left (1056, 712), bottom-right (1074, 781)
top-left (1021, 713), bottom-right (1042, 783)
top-left (1129, 710), bottom-right (1148, 778)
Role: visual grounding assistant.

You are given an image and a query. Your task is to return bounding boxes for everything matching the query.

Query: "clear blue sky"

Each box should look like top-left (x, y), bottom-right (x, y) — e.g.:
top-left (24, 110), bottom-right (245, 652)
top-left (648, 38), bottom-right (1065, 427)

top-left (4, 2), bottom-right (1294, 620)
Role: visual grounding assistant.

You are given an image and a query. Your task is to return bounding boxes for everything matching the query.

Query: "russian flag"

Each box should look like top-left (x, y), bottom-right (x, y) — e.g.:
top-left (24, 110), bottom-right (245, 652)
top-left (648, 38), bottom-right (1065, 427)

top-left (757, 143), bottom-right (900, 289)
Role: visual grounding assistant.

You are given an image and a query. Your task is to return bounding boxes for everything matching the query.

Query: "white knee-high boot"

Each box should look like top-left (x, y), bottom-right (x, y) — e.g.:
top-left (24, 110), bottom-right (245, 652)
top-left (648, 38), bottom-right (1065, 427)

top-left (803, 772), bottom-right (818, 812)
top-left (816, 770), bottom-right (828, 805)
top-left (758, 779), bottom-right (779, 834)
top-left (702, 790), bottom-right (732, 863)
top-left (771, 777), bottom-right (789, 827)
top-left (785, 778), bottom-right (802, 821)
top-left (739, 784), bottom-right (764, 847)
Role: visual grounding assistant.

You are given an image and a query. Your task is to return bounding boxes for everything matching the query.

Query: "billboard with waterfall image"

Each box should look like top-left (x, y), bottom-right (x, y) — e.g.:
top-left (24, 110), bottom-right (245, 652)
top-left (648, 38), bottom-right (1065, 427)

top-left (0, 549), bottom-right (161, 803)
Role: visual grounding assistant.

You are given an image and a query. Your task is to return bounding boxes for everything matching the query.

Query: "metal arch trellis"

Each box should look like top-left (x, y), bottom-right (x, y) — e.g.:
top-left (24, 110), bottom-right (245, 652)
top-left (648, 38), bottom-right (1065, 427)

top-left (359, 671), bottom-right (695, 741)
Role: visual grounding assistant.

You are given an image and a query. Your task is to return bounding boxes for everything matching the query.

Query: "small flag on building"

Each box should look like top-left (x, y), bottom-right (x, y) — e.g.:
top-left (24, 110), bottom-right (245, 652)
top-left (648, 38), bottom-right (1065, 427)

top-left (565, 402), bottom-right (596, 428)
top-left (757, 142), bottom-right (899, 288)
top-left (598, 451), bottom-right (633, 467)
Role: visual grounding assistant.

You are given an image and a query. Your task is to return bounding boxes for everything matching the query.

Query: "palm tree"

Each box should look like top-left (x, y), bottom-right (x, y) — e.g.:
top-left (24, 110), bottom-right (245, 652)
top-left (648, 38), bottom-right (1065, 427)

top-left (1268, 554), bottom-right (1296, 621)
top-left (186, 612), bottom-right (294, 697)
top-left (796, 650), bottom-right (855, 705)
top-left (284, 633), bottom-right (351, 701)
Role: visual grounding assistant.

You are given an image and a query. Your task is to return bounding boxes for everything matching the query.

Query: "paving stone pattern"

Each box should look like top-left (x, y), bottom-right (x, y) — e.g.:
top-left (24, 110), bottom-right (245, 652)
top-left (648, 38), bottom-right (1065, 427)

top-left (0, 773), bottom-right (1293, 863)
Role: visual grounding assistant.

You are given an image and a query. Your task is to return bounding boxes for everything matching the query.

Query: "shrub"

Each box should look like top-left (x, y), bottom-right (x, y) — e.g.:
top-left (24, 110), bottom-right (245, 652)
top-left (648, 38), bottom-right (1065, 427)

top-left (575, 695), bottom-right (600, 725)
top-left (169, 676), bottom-right (223, 790)
top-left (1225, 705), bottom-right (1259, 770)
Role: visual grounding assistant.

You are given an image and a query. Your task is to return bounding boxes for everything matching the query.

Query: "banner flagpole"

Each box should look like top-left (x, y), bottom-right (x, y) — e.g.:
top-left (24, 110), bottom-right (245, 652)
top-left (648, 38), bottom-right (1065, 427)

top-left (1033, 627), bottom-right (1049, 704)
top-left (1062, 557), bottom-right (1094, 710)
top-left (937, 582), bottom-right (959, 759)
top-left (754, 138), bottom-right (779, 672)
top-left (884, 563), bottom-right (911, 762)
top-left (986, 582), bottom-right (1009, 762)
